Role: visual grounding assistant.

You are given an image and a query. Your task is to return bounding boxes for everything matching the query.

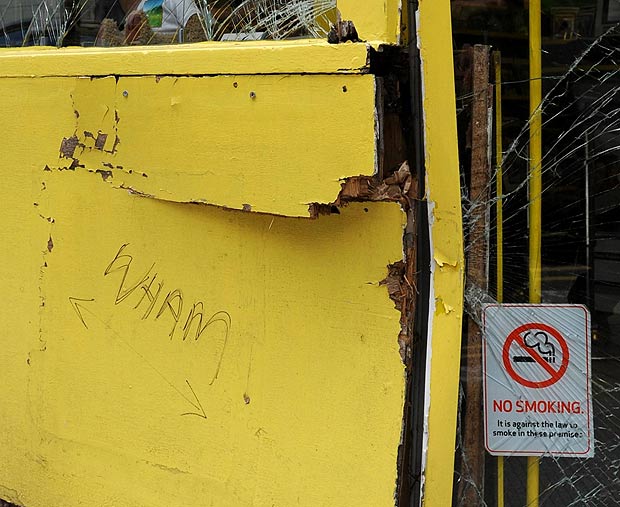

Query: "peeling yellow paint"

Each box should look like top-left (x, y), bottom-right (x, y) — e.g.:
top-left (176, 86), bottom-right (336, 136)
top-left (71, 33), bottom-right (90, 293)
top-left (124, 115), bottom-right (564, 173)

top-left (418, 0), bottom-right (465, 506)
top-left (433, 253), bottom-right (459, 268)
top-left (435, 298), bottom-right (455, 316)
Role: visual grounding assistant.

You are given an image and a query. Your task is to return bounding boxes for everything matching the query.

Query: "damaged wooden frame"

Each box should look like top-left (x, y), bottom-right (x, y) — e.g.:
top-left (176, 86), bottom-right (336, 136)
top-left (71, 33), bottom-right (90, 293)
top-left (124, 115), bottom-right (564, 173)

top-left (0, 1), bottom-right (462, 506)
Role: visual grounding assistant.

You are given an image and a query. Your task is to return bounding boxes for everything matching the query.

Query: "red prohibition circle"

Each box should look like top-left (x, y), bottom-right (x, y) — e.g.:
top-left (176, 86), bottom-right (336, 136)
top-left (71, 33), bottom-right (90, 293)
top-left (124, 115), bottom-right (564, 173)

top-left (502, 322), bottom-right (569, 389)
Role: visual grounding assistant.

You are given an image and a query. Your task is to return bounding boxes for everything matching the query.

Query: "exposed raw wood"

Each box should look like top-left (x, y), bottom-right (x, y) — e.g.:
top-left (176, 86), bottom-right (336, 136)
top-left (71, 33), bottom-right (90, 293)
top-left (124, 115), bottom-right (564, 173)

top-left (309, 161), bottom-right (416, 218)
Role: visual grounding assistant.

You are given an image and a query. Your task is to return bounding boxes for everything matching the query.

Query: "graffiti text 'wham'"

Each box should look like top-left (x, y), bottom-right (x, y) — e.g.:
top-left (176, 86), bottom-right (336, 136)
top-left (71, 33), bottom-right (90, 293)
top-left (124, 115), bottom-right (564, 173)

top-left (104, 244), bottom-right (231, 382)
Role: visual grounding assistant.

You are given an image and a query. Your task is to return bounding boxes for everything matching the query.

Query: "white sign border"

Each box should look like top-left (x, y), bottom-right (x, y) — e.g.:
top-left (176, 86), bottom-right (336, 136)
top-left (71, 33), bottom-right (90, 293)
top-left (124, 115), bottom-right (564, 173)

top-left (482, 303), bottom-right (593, 458)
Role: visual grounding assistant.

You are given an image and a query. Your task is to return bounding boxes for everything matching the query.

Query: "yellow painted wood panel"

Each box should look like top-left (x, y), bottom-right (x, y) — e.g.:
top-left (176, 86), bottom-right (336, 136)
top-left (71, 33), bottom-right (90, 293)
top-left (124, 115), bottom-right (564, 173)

top-left (3, 74), bottom-right (378, 217)
top-left (0, 161), bottom-right (406, 505)
top-left (418, 0), bottom-right (464, 505)
top-left (0, 40), bottom-right (371, 78)
top-left (338, 0), bottom-right (402, 45)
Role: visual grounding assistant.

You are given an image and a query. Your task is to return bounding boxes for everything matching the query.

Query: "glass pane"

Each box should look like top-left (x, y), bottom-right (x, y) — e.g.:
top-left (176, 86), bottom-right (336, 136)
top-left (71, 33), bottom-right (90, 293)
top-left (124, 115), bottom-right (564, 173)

top-left (452, 0), bottom-right (620, 505)
top-left (0, 0), bottom-right (336, 47)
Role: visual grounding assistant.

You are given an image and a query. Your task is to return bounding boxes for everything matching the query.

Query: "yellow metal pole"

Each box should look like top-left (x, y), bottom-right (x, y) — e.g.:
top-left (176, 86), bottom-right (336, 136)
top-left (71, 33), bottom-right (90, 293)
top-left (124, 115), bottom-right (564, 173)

top-left (498, 456), bottom-right (505, 507)
top-left (528, 0), bottom-right (542, 505)
top-left (526, 455), bottom-right (540, 507)
top-left (494, 50), bottom-right (505, 507)
top-left (530, 0), bottom-right (542, 304)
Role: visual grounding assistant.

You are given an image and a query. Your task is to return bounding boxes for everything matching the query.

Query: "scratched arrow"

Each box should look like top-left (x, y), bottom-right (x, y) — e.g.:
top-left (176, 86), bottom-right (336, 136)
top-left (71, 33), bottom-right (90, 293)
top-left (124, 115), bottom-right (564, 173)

top-left (69, 296), bottom-right (207, 419)
top-left (69, 297), bottom-right (95, 329)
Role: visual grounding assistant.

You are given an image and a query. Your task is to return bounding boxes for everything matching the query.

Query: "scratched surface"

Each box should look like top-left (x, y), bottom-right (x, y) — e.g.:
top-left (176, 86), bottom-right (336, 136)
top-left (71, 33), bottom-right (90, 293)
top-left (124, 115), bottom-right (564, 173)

top-left (0, 163), bottom-right (406, 506)
top-left (0, 44), bottom-right (407, 506)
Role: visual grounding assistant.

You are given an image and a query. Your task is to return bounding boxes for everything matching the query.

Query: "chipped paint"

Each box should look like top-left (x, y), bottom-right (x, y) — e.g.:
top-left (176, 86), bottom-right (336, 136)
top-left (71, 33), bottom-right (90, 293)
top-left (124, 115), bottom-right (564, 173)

top-left (434, 297), bottom-right (455, 316)
top-left (417, 0), bottom-right (465, 506)
top-left (26, 71), bottom-right (382, 217)
top-left (433, 251), bottom-right (459, 268)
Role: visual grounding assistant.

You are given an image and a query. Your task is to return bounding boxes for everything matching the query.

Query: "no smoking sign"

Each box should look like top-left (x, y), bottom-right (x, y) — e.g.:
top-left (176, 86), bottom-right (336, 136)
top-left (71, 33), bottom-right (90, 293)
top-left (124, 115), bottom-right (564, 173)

top-left (483, 305), bottom-right (593, 457)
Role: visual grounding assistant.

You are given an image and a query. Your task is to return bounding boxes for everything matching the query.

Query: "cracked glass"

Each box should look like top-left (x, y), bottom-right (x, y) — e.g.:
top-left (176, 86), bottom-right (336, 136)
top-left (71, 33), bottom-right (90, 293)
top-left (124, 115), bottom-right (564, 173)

top-left (0, 0), bottom-right (336, 47)
top-left (453, 0), bottom-right (620, 505)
